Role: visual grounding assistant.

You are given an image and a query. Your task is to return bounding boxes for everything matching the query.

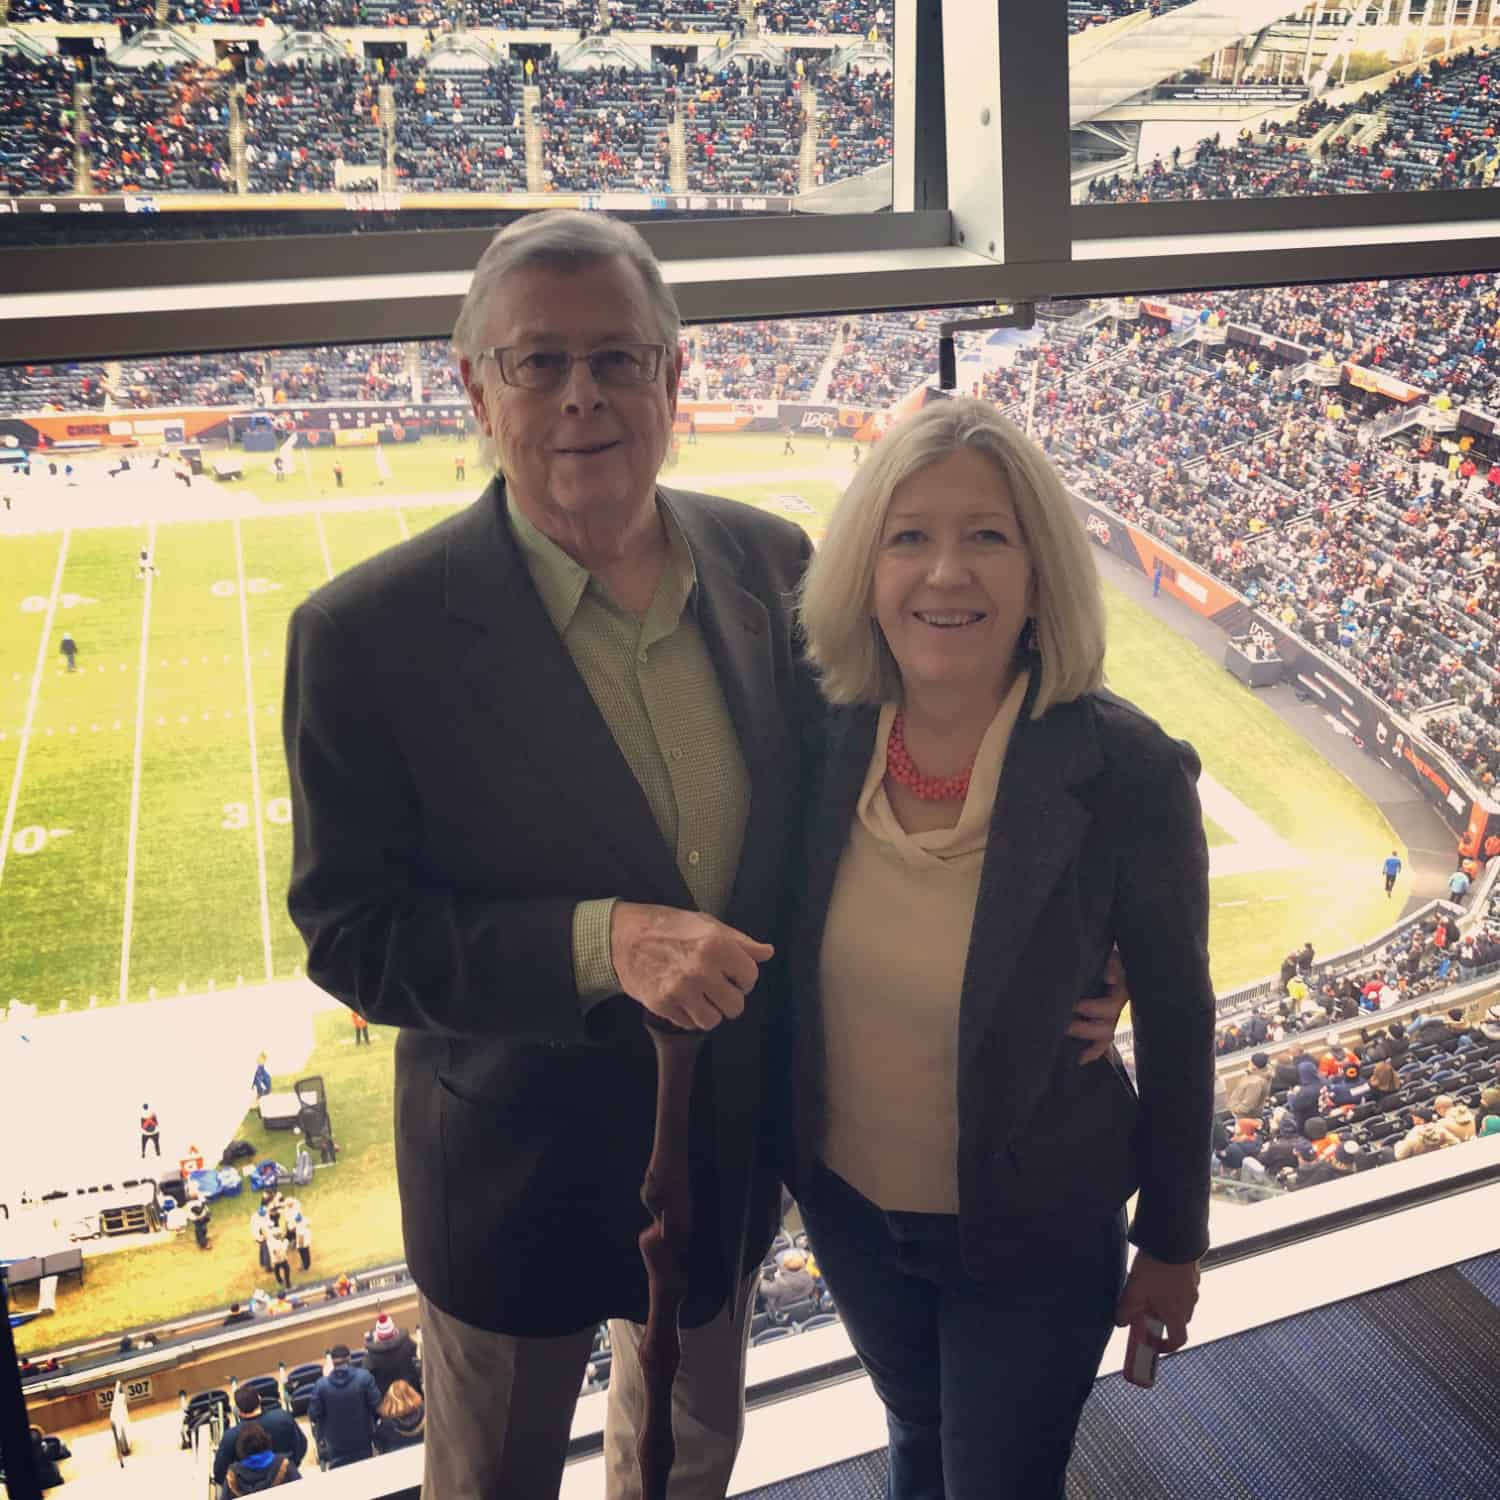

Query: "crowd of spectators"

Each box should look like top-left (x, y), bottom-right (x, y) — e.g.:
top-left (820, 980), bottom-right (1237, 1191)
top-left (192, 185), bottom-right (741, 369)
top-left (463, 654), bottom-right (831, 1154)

top-left (393, 64), bottom-right (524, 192)
top-left (680, 55), bottom-right (806, 196)
top-left (8, 0), bottom-right (879, 26)
top-left (1210, 1002), bottom-right (1500, 1194)
top-left (244, 59), bottom-right (385, 193)
top-left (1087, 46), bottom-right (1500, 203)
top-left (812, 63), bottom-right (889, 186)
top-left (0, 361), bottom-right (114, 410)
top-left (692, 318), bottom-right (835, 400)
top-left (8, 0), bottom-right (153, 26)
top-left (536, 58), bottom-right (674, 194)
top-left (1, 47), bottom-right (893, 199)
top-left (262, 344), bottom-right (411, 402)
top-left (0, 55), bottom-right (79, 199)
top-left (825, 310), bottom-right (944, 405)
top-left (1427, 709), bottom-right (1500, 792)
top-left (89, 64), bottom-right (232, 192)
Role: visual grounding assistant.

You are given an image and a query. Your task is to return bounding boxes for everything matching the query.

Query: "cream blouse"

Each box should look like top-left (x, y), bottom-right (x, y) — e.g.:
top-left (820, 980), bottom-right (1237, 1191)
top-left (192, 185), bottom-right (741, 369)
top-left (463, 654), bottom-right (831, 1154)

top-left (816, 672), bottom-right (1029, 1213)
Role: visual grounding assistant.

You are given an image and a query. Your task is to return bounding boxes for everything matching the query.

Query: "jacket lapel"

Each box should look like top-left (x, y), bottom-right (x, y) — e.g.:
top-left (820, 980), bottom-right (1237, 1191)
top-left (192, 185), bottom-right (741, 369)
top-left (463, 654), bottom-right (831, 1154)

top-left (445, 480), bottom-right (692, 907)
top-left (957, 693), bottom-right (1100, 1107)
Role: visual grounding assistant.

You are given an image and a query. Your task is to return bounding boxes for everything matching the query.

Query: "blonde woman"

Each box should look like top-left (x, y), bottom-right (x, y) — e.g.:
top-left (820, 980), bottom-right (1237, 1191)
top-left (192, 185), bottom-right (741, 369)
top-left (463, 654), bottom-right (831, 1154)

top-left (789, 397), bottom-right (1215, 1499)
top-left (373, 1379), bottom-right (426, 1454)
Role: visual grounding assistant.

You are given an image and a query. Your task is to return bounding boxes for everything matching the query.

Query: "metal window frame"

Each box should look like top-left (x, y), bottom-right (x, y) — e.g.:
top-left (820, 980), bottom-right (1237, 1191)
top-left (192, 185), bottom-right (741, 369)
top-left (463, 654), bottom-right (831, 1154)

top-left (6, 3), bottom-right (1500, 364)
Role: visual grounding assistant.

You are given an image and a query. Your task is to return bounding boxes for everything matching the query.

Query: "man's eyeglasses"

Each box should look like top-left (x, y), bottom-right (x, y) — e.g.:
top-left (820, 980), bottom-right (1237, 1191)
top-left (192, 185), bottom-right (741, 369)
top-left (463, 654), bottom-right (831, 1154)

top-left (483, 344), bottom-right (667, 391)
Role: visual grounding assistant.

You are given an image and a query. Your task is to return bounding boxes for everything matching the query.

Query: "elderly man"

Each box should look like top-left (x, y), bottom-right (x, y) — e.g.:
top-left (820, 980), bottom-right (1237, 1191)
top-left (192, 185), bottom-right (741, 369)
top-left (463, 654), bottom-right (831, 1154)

top-left (283, 209), bottom-right (812, 1498)
top-left (284, 209), bottom-right (1128, 1498)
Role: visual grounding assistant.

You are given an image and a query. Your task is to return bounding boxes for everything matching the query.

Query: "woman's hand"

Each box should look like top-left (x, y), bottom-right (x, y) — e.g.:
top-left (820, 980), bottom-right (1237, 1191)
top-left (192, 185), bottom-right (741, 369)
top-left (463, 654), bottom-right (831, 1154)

top-left (1115, 1250), bottom-right (1200, 1354)
top-left (1068, 946), bottom-right (1129, 1064)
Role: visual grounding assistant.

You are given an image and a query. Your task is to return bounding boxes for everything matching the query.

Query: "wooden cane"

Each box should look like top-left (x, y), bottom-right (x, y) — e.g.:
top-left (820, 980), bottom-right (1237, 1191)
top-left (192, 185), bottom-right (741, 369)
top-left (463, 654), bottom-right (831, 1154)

top-left (636, 1019), bottom-right (707, 1500)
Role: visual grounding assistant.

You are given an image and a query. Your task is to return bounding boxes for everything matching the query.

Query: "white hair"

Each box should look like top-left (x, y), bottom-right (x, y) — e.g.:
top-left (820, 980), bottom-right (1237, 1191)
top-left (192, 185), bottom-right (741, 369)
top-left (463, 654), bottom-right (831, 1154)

top-left (452, 212), bottom-right (681, 470)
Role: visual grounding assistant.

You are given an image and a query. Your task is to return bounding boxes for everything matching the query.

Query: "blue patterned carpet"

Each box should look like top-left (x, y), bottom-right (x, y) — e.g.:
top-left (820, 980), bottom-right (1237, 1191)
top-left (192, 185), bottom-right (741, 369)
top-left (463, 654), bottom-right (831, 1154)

top-left (741, 1249), bottom-right (1500, 1500)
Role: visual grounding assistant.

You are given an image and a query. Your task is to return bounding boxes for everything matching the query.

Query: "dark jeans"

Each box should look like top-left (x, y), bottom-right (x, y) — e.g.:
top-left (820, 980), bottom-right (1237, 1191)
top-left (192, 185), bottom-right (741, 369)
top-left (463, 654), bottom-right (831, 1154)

top-left (798, 1160), bottom-right (1126, 1500)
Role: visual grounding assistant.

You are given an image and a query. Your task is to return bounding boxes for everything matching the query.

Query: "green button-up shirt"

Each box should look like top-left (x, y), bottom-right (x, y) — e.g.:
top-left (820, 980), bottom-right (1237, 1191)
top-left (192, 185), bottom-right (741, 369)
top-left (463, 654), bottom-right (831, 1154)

top-left (506, 492), bottom-right (752, 1008)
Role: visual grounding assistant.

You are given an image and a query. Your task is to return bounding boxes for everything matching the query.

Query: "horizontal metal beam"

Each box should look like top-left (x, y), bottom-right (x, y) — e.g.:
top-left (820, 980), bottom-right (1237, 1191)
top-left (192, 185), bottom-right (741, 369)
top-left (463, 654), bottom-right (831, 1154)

top-left (1076, 184), bottom-right (1500, 241)
top-left (0, 211), bottom-right (953, 298)
top-left (7, 224), bottom-right (1500, 365)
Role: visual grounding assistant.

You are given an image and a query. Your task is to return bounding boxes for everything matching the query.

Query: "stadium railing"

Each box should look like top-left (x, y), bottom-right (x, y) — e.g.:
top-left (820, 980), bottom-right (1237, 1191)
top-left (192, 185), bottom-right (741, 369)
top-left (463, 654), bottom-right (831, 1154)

top-left (17, 1259), bottom-right (414, 1404)
top-left (1118, 966), bottom-right (1500, 1079)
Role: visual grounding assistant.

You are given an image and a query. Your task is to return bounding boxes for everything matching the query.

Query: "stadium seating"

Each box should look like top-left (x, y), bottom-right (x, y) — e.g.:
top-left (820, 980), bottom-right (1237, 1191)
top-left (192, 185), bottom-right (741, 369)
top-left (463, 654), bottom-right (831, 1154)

top-left (0, 54), bottom-right (79, 198)
top-left (284, 1361), bottom-right (323, 1416)
top-left (694, 318), bottom-right (835, 400)
top-left (0, 41), bottom-right (896, 199)
top-left (680, 56), bottom-right (807, 196)
top-left (245, 60), bottom-right (386, 194)
top-left (1088, 46), bottom-right (1500, 202)
top-left (89, 64), bottom-right (232, 193)
top-left (1212, 1009), bottom-right (1500, 1191)
top-left (537, 60), bottom-right (676, 194)
top-left (393, 65), bottom-right (524, 193)
top-left (752, 1325), bottom-right (795, 1345)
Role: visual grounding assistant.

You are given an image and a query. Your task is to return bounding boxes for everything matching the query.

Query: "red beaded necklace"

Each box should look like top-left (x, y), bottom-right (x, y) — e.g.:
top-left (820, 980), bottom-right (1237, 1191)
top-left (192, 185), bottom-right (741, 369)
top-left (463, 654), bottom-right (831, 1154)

top-left (885, 710), bottom-right (973, 802)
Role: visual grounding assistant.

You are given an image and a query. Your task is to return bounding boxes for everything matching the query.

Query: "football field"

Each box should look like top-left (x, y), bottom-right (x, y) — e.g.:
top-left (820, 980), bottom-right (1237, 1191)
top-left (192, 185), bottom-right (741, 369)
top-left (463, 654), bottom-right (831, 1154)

top-left (0, 431), bottom-right (1409, 1352)
top-left (1, 430), bottom-right (1400, 1017)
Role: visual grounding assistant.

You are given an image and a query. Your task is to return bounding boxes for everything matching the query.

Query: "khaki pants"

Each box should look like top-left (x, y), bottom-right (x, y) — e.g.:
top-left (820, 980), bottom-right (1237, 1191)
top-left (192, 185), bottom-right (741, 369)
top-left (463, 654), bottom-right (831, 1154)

top-left (418, 1272), bottom-right (757, 1500)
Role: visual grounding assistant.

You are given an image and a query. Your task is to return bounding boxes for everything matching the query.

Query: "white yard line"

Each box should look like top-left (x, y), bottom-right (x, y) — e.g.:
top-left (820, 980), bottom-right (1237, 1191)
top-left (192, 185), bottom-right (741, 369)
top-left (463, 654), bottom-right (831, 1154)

top-left (1200, 772), bottom-right (1306, 880)
top-left (0, 530), bottom-right (69, 890)
top-left (315, 510), bottom-right (334, 579)
top-left (117, 524), bottom-right (155, 1004)
top-left (233, 519), bottom-right (275, 982)
top-left (396, 508), bottom-right (411, 540)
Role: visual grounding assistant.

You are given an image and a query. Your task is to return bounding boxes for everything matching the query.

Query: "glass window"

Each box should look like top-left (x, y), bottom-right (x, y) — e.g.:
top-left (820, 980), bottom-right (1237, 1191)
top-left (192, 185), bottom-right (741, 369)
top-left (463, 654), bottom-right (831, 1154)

top-left (1071, 1), bottom-right (1500, 207)
top-left (5, 287), bottom-right (1499, 1475)
top-left (0, 0), bottom-right (897, 244)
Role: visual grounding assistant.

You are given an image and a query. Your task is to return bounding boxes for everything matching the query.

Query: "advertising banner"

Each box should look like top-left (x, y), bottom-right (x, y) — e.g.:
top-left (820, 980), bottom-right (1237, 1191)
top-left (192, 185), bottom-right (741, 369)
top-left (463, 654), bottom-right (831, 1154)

top-left (1251, 617), bottom-right (1479, 836)
top-left (1342, 363), bottom-right (1425, 404)
top-left (1157, 84), bottom-right (1309, 104)
top-left (781, 403), bottom-right (841, 434)
top-left (333, 428), bottom-right (380, 447)
top-left (1137, 299), bottom-right (1197, 330)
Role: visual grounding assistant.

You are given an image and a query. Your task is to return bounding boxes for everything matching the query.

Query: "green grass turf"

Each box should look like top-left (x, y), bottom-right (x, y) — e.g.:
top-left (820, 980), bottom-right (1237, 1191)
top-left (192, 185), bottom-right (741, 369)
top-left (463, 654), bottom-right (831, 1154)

top-left (1100, 588), bottom-right (1402, 992)
top-left (237, 440), bottom-right (479, 505)
top-left (0, 433), bottom-right (1403, 1009)
top-left (11, 1010), bottom-right (402, 1355)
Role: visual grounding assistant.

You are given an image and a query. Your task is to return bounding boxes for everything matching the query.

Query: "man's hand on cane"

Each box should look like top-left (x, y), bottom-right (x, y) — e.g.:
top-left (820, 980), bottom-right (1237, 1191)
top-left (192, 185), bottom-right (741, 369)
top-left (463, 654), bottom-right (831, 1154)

top-left (611, 903), bottom-right (774, 1032)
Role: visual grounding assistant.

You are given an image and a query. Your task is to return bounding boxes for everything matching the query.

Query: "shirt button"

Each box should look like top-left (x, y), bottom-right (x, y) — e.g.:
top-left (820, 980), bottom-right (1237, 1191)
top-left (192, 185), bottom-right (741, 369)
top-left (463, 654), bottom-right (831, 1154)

top-left (637, 649), bottom-right (649, 664)
top-left (688, 850), bottom-right (701, 866)
top-left (671, 748), bottom-right (684, 761)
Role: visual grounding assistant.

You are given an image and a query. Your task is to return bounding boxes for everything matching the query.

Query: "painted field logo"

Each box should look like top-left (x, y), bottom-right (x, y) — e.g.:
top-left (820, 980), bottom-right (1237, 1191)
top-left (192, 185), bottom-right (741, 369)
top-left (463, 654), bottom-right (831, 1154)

top-left (1084, 514), bottom-right (1111, 547)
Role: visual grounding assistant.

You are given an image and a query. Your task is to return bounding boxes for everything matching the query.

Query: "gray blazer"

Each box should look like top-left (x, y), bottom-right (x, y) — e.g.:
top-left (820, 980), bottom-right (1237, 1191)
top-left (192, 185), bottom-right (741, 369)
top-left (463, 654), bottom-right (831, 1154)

top-left (785, 677), bottom-right (1216, 1270)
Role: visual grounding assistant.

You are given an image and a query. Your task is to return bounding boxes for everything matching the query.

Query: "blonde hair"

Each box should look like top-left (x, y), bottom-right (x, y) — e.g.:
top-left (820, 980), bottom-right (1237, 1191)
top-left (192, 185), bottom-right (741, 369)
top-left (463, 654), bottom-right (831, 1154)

top-left (378, 1379), bottom-right (423, 1419)
top-left (798, 397), bottom-right (1106, 715)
